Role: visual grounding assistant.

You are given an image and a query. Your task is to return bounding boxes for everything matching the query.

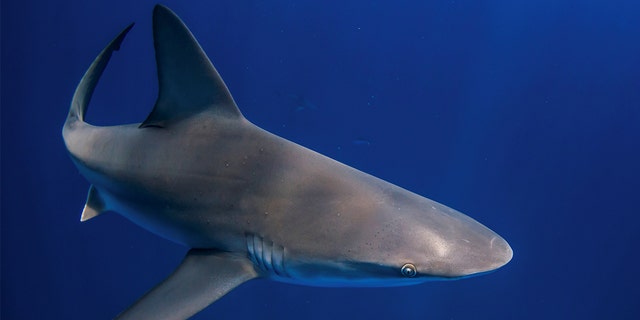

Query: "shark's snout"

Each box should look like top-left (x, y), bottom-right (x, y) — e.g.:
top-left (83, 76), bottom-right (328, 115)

top-left (440, 223), bottom-right (513, 278)
top-left (406, 200), bottom-right (513, 279)
top-left (466, 233), bottom-right (513, 276)
top-left (489, 234), bottom-right (514, 269)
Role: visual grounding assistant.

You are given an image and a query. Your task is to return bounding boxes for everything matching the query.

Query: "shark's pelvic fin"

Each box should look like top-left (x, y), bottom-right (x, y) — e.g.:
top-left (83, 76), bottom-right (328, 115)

top-left (115, 249), bottom-right (258, 320)
top-left (141, 5), bottom-right (242, 128)
top-left (68, 23), bottom-right (134, 124)
top-left (80, 185), bottom-right (107, 222)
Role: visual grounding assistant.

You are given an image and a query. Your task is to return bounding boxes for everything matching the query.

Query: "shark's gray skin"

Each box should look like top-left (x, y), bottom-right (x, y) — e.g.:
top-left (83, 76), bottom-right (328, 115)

top-left (63, 5), bottom-right (512, 320)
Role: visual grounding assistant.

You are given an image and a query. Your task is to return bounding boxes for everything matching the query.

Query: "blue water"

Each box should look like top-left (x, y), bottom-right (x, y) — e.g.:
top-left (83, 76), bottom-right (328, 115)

top-left (2, 1), bottom-right (639, 319)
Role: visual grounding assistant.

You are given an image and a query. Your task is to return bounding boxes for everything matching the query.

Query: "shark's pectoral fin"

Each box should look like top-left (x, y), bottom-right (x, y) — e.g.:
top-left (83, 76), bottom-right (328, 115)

top-left (115, 249), bottom-right (258, 320)
top-left (80, 185), bottom-right (107, 222)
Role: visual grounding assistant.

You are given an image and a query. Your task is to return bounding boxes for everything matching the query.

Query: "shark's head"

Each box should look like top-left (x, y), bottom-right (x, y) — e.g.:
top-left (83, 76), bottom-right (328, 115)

top-left (274, 182), bottom-right (513, 287)
top-left (377, 190), bottom-right (512, 283)
top-left (384, 197), bottom-right (512, 284)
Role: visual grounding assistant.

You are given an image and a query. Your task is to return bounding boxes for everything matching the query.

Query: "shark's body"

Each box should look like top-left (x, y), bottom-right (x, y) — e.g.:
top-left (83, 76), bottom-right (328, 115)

top-left (63, 5), bottom-right (512, 320)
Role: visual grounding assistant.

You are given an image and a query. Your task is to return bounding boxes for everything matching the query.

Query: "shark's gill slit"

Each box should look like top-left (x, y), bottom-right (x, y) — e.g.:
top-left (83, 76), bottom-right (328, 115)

top-left (272, 243), bottom-right (288, 277)
top-left (246, 233), bottom-right (288, 277)
top-left (245, 233), bottom-right (257, 266)
top-left (264, 240), bottom-right (274, 272)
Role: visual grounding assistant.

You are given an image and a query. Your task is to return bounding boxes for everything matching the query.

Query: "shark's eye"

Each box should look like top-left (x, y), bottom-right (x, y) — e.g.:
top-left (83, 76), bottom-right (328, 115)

top-left (401, 263), bottom-right (417, 277)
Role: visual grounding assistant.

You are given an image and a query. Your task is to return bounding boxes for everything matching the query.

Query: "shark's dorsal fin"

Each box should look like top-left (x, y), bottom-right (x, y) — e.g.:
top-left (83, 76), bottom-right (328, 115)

top-left (81, 185), bottom-right (107, 222)
top-left (115, 249), bottom-right (258, 319)
top-left (141, 5), bottom-right (242, 128)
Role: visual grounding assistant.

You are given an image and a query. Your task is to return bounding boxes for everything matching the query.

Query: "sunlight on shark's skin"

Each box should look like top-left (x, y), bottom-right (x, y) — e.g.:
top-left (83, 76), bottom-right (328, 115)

top-left (63, 5), bottom-right (512, 320)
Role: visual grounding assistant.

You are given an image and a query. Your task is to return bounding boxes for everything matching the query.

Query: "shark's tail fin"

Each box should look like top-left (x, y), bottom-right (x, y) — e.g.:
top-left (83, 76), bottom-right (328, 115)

top-left (65, 23), bottom-right (134, 126)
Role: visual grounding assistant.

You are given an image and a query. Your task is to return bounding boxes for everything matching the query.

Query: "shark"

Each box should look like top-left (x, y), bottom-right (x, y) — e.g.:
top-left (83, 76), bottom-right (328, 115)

top-left (63, 5), bottom-right (513, 320)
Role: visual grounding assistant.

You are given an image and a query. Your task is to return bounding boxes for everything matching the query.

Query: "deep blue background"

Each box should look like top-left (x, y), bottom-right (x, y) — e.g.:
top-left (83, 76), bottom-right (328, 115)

top-left (2, 0), bottom-right (639, 319)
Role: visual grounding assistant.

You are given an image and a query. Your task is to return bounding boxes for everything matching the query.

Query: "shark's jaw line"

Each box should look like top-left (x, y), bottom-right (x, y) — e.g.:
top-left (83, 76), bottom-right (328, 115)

top-left (63, 5), bottom-right (512, 319)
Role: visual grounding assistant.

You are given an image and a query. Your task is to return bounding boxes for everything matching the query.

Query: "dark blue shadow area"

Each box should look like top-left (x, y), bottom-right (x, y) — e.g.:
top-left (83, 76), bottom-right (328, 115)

top-left (2, 0), bottom-right (639, 319)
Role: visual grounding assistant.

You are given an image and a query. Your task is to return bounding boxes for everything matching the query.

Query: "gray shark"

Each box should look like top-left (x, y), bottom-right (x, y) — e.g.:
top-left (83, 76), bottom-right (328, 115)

top-left (63, 5), bottom-right (512, 320)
